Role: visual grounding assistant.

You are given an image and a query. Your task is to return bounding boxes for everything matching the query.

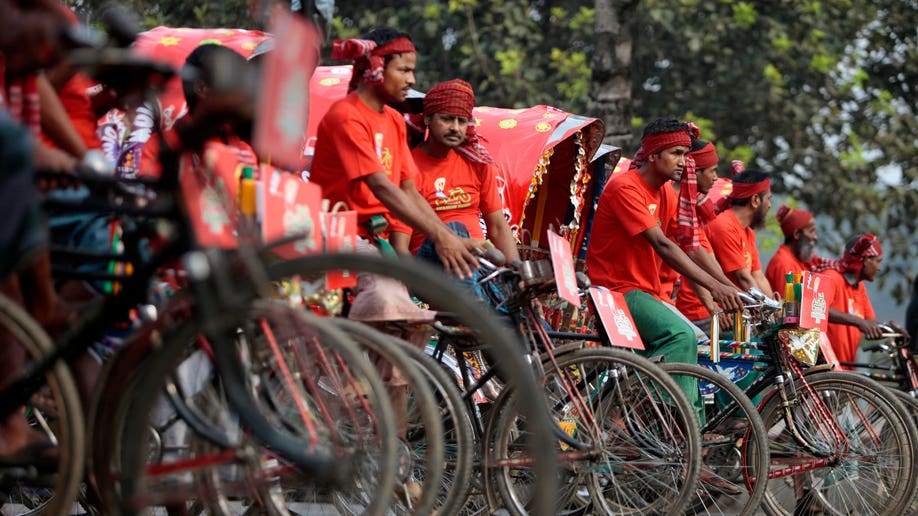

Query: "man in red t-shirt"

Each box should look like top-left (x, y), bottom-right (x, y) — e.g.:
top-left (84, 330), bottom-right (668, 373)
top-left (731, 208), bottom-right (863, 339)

top-left (586, 119), bottom-right (742, 409)
top-left (764, 205), bottom-right (840, 294)
top-left (309, 29), bottom-right (480, 278)
top-left (825, 233), bottom-right (886, 367)
top-left (409, 79), bottom-right (519, 264)
top-left (671, 139), bottom-right (737, 334)
top-left (705, 169), bottom-right (774, 298)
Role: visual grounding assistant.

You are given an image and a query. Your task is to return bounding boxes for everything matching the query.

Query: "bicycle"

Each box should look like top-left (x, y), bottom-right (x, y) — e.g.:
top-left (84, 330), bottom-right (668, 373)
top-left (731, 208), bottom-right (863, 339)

top-left (692, 289), bottom-right (918, 516)
top-left (423, 254), bottom-right (703, 515)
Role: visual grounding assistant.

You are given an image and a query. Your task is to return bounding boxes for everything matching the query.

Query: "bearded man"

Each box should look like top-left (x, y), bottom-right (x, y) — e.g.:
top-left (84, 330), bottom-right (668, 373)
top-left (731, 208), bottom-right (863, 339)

top-left (705, 169), bottom-right (774, 297)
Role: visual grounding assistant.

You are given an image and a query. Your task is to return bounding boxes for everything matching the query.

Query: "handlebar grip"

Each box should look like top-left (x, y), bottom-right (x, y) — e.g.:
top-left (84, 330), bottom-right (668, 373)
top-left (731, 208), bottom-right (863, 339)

top-left (862, 343), bottom-right (884, 353)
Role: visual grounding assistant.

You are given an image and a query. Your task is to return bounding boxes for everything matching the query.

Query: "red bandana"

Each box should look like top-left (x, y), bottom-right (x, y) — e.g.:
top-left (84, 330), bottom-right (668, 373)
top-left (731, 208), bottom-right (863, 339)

top-left (714, 178), bottom-right (771, 214)
top-left (423, 79), bottom-right (474, 119)
top-left (642, 130), bottom-right (692, 157)
top-left (775, 205), bottom-right (813, 237)
top-left (839, 233), bottom-right (882, 274)
top-left (690, 142), bottom-right (718, 169)
top-left (332, 37), bottom-right (416, 91)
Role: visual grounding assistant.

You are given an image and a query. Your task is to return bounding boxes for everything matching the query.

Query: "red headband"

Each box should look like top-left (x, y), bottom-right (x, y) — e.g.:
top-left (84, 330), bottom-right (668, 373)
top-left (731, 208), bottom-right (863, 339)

top-left (839, 233), bottom-right (882, 274)
top-left (714, 178), bottom-right (770, 213)
top-left (424, 79), bottom-right (475, 119)
top-left (641, 130), bottom-right (692, 157)
top-left (690, 142), bottom-right (718, 169)
top-left (332, 37), bottom-right (416, 90)
top-left (775, 205), bottom-right (813, 237)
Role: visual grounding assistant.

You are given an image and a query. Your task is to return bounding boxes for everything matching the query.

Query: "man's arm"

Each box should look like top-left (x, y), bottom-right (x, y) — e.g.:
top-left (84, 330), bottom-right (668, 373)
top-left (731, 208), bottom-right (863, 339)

top-left (37, 73), bottom-right (87, 159)
top-left (828, 307), bottom-right (884, 340)
top-left (752, 269), bottom-right (775, 298)
top-left (364, 172), bottom-right (479, 278)
top-left (730, 267), bottom-right (759, 293)
top-left (642, 226), bottom-right (743, 312)
top-left (689, 247), bottom-right (732, 286)
top-left (483, 210), bottom-right (520, 262)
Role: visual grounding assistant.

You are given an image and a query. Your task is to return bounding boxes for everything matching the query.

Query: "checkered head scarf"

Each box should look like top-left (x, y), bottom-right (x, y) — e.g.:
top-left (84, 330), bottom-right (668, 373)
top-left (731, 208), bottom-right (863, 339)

top-left (331, 36), bottom-right (416, 92)
top-left (410, 79), bottom-right (493, 164)
top-left (839, 233), bottom-right (882, 275)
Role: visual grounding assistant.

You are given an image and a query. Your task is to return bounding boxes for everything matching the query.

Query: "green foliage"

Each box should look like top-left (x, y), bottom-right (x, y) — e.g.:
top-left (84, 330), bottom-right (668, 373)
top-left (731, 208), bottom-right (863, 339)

top-left (65, 0), bottom-right (917, 300)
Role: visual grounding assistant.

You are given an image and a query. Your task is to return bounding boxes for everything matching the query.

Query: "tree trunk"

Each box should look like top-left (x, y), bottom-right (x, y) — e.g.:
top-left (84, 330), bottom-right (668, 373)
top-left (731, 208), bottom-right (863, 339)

top-left (590, 0), bottom-right (638, 151)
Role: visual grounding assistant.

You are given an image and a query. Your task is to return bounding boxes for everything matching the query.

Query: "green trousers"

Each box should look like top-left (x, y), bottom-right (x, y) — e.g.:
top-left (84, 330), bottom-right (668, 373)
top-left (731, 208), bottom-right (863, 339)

top-left (624, 289), bottom-right (703, 422)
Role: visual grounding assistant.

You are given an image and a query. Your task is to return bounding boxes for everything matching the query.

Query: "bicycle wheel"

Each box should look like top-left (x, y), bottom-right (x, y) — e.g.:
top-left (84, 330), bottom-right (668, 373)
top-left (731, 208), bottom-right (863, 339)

top-left (0, 293), bottom-right (84, 516)
top-left (661, 362), bottom-right (769, 516)
top-left (754, 370), bottom-right (918, 516)
top-left (315, 318), bottom-right (444, 515)
top-left (376, 325), bottom-right (476, 515)
top-left (111, 300), bottom-right (397, 515)
top-left (483, 347), bottom-right (702, 516)
top-left (265, 252), bottom-right (558, 515)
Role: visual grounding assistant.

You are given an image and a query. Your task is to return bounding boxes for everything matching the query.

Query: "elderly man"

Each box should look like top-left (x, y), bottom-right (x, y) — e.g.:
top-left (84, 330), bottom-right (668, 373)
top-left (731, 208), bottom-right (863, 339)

top-left (409, 79), bottom-right (519, 267)
top-left (764, 205), bottom-right (841, 294)
top-left (705, 169), bottom-right (774, 298)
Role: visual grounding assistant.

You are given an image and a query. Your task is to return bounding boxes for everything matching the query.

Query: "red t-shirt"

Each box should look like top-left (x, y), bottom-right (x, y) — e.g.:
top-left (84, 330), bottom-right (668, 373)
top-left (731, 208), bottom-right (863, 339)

top-left (309, 93), bottom-right (418, 238)
top-left (823, 269), bottom-right (875, 366)
top-left (674, 229), bottom-right (715, 321)
top-left (41, 74), bottom-right (101, 150)
top-left (706, 209), bottom-right (762, 286)
top-left (408, 149), bottom-right (502, 253)
top-left (765, 244), bottom-right (808, 295)
top-left (586, 169), bottom-right (673, 298)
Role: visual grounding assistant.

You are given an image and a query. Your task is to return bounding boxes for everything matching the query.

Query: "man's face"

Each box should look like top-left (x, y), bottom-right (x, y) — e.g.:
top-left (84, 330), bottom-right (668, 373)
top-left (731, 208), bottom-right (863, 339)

top-left (426, 113), bottom-right (469, 149)
top-left (378, 52), bottom-right (416, 104)
top-left (654, 146), bottom-right (689, 182)
top-left (696, 165), bottom-right (718, 195)
top-left (795, 221), bottom-right (819, 261)
top-left (750, 190), bottom-right (772, 229)
top-left (861, 255), bottom-right (882, 281)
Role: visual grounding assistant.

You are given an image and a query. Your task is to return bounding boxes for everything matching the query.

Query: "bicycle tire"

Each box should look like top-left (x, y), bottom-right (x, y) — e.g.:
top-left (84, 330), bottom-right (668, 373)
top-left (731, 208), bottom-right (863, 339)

top-left (323, 318), bottom-right (444, 515)
top-left (371, 324), bottom-right (476, 515)
top-left (264, 252), bottom-right (558, 515)
top-left (483, 347), bottom-right (702, 516)
top-left (112, 300), bottom-right (397, 515)
top-left (755, 370), bottom-right (918, 516)
top-left (0, 293), bottom-right (84, 516)
top-left (661, 362), bottom-right (769, 516)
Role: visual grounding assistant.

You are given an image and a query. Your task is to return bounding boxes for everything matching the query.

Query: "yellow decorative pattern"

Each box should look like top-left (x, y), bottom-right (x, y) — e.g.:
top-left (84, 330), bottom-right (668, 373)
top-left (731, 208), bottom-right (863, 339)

top-left (518, 148), bottom-right (553, 231)
top-left (567, 131), bottom-right (591, 236)
top-left (319, 77), bottom-right (341, 86)
top-left (199, 39), bottom-right (223, 46)
top-left (535, 121), bottom-right (552, 133)
top-left (498, 119), bottom-right (518, 129)
top-left (159, 36), bottom-right (181, 46)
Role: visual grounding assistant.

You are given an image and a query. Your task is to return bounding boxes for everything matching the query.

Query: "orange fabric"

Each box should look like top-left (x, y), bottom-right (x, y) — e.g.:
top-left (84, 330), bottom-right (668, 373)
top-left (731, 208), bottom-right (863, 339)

top-left (53, 74), bottom-right (101, 149)
top-left (823, 269), bottom-right (875, 368)
top-left (706, 209), bottom-right (761, 285)
top-left (586, 169), bottom-right (673, 298)
top-left (765, 244), bottom-right (808, 295)
top-left (310, 93), bottom-right (419, 238)
top-left (408, 149), bottom-right (502, 253)
top-left (674, 229), bottom-right (714, 320)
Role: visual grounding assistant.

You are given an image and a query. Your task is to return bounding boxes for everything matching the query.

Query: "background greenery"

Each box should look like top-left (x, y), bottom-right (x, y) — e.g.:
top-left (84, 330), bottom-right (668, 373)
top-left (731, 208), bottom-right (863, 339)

top-left (68, 0), bottom-right (917, 306)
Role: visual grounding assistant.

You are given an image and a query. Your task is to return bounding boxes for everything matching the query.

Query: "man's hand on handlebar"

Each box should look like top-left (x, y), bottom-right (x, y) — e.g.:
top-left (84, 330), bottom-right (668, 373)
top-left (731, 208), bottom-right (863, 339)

top-left (859, 318), bottom-right (885, 341)
top-left (709, 282), bottom-right (744, 313)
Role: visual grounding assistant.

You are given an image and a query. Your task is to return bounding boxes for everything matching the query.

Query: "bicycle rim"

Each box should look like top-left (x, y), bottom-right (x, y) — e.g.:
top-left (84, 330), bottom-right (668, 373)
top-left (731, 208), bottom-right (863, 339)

top-left (758, 371), bottom-right (917, 516)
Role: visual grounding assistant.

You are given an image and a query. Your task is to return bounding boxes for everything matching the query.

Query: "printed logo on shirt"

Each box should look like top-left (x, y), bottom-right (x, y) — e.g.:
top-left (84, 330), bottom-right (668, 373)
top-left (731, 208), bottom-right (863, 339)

top-left (374, 132), bottom-right (383, 159)
top-left (434, 177), bottom-right (448, 199)
top-left (434, 186), bottom-right (473, 210)
top-left (380, 147), bottom-right (393, 174)
top-left (648, 204), bottom-right (657, 216)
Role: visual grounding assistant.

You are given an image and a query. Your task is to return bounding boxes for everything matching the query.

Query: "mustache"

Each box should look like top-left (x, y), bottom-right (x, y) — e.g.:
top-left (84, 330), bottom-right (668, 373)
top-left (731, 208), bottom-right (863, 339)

top-left (444, 131), bottom-right (463, 139)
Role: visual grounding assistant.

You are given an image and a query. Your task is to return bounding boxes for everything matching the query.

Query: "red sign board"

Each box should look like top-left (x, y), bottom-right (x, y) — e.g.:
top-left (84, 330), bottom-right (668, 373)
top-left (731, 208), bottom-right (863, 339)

top-left (181, 143), bottom-right (245, 249)
top-left (547, 229), bottom-right (581, 307)
top-left (253, 8), bottom-right (321, 171)
top-left (261, 166), bottom-right (322, 258)
top-left (588, 287), bottom-right (644, 350)
top-left (799, 271), bottom-right (830, 332)
top-left (322, 211), bottom-right (358, 290)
